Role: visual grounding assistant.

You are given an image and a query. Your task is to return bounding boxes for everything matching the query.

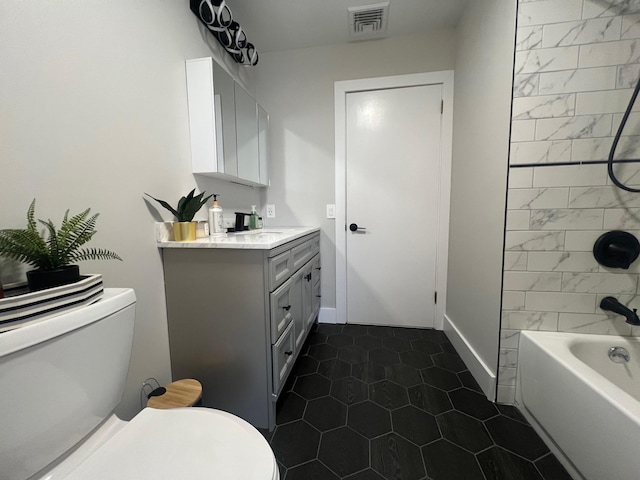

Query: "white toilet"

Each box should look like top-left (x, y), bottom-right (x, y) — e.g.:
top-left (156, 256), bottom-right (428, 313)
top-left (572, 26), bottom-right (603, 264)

top-left (0, 288), bottom-right (280, 480)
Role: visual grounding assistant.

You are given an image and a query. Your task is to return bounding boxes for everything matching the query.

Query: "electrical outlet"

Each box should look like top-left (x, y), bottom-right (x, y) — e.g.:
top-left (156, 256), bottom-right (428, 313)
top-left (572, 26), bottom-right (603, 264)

top-left (327, 204), bottom-right (336, 219)
top-left (266, 204), bottom-right (275, 218)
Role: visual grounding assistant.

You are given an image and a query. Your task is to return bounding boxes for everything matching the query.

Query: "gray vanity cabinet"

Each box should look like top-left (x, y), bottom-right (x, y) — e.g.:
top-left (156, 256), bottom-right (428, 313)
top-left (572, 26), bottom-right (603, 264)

top-left (161, 232), bottom-right (320, 431)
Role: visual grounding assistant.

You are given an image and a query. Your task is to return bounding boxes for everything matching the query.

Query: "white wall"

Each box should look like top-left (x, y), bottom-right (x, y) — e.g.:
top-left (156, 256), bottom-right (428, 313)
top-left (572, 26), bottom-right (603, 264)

top-left (502, 0), bottom-right (640, 404)
top-left (445, 0), bottom-right (516, 398)
top-left (255, 30), bottom-right (457, 314)
top-left (0, 0), bottom-right (261, 419)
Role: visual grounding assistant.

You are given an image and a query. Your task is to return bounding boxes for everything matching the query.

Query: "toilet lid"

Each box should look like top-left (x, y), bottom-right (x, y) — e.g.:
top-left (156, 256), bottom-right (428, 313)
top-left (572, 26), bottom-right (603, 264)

top-left (65, 408), bottom-right (279, 480)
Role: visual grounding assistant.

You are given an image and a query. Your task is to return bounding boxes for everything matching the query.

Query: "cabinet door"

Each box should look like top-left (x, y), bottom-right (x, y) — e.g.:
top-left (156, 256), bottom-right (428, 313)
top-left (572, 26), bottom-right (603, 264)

top-left (291, 270), bottom-right (305, 352)
top-left (186, 57), bottom-right (239, 177)
top-left (312, 281), bottom-right (321, 323)
top-left (235, 84), bottom-right (259, 184)
top-left (311, 254), bottom-right (321, 286)
top-left (302, 262), bottom-right (313, 328)
top-left (185, 58), bottom-right (221, 174)
top-left (258, 105), bottom-right (269, 186)
top-left (212, 61), bottom-right (238, 176)
top-left (311, 254), bottom-right (321, 323)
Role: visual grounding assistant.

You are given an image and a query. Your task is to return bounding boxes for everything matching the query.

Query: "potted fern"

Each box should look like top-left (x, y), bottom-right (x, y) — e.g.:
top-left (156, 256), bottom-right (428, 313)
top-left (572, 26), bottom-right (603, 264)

top-left (0, 200), bottom-right (122, 291)
top-left (144, 189), bottom-right (213, 241)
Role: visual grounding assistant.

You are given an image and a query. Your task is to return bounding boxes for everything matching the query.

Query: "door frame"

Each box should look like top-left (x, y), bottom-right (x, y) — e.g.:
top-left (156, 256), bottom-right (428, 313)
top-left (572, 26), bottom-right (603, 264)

top-left (334, 71), bottom-right (454, 329)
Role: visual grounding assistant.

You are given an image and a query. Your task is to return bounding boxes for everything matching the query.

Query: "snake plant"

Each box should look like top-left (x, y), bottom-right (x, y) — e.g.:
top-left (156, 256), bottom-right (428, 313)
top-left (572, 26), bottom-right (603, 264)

top-left (144, 189), bottom-right (213, 222)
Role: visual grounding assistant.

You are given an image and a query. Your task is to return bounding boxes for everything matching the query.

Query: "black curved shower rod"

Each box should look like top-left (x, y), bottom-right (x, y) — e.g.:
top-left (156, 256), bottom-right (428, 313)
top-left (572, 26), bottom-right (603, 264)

top-left (608, 72), bottom-right (640, 192)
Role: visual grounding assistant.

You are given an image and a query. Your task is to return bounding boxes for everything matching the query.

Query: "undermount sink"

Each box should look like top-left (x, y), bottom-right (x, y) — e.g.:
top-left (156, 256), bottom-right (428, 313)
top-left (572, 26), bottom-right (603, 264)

top-left (231, 229), bottom-right (284, 235)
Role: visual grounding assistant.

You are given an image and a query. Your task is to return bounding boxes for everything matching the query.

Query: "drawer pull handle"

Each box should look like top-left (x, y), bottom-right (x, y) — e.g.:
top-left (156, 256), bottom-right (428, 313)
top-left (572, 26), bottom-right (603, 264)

top-left (283, 305), bottom-right (291, 311)
top-left (284, 350), bottom-right (293, 356)
top-left (316, 267), bottom-right (321, 270)
top-left (315, 295), bottom-right (322, 298)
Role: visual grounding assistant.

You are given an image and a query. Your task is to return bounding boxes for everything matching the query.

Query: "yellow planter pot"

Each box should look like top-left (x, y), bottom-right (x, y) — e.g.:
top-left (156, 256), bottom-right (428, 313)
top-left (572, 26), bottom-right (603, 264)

top-left (173, 221), bottom-right (197, 241)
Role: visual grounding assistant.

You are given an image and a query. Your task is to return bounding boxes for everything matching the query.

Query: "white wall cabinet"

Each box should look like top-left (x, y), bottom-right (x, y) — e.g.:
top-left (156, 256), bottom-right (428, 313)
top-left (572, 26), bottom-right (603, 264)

top-left (185, 57), bottom-right (269, 187)
top-left (161, 232), bottom-right (320, 431)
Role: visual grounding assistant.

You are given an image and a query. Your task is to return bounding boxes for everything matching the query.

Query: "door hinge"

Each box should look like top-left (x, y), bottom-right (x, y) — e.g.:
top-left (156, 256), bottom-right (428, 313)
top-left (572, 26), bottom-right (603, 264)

top-left (434, 291), bottom-right (438, 304)
top-left (440, 100), bottom-right (443, 114)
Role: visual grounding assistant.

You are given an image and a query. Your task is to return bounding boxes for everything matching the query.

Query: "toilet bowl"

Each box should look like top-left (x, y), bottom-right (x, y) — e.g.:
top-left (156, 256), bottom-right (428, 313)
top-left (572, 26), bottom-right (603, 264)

top-left (0, 288), bottom-right (279, 480)
top-left (62, 408), bottom-right (279, 480)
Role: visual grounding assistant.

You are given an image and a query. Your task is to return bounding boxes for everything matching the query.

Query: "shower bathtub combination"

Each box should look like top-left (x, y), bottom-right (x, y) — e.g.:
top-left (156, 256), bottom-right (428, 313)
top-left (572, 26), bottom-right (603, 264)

top-left (516, 331), bottom-right (640, 480)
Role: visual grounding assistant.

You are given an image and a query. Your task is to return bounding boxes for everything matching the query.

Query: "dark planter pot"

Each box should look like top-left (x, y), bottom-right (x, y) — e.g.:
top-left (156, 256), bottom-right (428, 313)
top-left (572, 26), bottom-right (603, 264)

top-left (26, 265), bottom-right (81, 292)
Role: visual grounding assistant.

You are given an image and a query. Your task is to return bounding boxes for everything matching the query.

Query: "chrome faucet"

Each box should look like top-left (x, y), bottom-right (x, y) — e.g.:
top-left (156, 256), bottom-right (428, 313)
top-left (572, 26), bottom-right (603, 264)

top-left (600, 297), bottom-right (640, 326)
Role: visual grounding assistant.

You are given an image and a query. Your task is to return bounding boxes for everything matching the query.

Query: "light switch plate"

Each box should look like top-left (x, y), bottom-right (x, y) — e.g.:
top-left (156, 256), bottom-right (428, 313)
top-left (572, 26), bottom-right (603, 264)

top-left (266, 204), bottom-right (275, 218)
top-left (327, 204), bottom-right (336, 219)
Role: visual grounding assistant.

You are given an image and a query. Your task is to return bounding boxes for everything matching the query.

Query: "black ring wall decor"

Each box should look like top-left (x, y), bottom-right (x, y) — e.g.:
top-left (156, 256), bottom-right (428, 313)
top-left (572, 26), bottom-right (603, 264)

top-left (190, 0), bottom-right (259, 66)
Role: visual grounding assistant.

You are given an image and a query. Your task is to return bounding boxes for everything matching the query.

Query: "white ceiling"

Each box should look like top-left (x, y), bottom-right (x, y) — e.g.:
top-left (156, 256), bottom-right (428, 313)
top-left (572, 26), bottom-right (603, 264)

top-left (223, 0), bottom-right (469, 54)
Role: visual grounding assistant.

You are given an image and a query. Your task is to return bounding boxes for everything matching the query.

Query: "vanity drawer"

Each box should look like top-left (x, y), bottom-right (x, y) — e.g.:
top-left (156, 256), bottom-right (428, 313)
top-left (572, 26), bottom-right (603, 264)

top-left (269, 250), bottom-right (292, 291)
top-left (270, 279), bottom-right (294, 341)
top-left (291, 239), bottom-right (314, 271)
top-left (272, 321), bottom-right (295, 394)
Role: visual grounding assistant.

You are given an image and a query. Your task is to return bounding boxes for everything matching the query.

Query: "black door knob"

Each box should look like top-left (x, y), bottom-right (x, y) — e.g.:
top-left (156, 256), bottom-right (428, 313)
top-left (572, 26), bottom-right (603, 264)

top-left (349, 223), bottom-right (366, 232)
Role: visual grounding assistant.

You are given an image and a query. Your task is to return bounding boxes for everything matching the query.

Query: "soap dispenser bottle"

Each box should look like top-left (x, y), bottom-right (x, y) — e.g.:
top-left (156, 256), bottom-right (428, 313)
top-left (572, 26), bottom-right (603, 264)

top-left (208, 195), bottom-right (226, 236)
top-left (249, 205), bottom-right (259, 230)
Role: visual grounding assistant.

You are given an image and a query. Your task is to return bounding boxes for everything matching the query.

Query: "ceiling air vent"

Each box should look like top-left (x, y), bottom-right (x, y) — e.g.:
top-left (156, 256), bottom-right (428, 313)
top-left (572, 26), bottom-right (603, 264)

top-left (348, 2), bottom-right (389, 41)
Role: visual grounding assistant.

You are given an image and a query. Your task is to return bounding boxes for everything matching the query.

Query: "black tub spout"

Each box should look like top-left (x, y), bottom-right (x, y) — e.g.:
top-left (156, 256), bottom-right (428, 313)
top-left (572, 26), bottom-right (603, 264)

top-left (600, 297), bottom-right (640, 326)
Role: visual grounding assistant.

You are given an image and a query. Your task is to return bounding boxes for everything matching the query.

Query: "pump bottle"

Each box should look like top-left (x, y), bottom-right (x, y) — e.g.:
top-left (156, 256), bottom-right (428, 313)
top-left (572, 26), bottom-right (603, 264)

top-left (208, 194), bottom-right (226, 236)
top-left (249, 205), bottom-right (259, 230)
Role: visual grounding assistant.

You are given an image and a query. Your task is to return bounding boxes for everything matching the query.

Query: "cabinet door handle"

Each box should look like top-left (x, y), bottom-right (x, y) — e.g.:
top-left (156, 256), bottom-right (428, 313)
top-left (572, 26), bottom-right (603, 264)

top-left (283, 305), bottom-right (291, 311)
top-left (305, 273), bottom-right (312, 281)
top-left (315, 267), bottom-right (321, 270)
top-left (284, 350), bottom-right (293, 356)
top-left (315, 295), bottom-right (322, 298)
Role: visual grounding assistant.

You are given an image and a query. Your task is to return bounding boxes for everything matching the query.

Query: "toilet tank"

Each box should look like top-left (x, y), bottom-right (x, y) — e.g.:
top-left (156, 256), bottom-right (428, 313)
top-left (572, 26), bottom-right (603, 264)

top-left (0, 288), bottom-right (136, 480)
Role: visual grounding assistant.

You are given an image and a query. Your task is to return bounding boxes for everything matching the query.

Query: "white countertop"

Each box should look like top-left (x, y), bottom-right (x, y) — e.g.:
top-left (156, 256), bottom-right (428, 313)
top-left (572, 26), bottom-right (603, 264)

top-left (156, 225), bottom-right (320, 250)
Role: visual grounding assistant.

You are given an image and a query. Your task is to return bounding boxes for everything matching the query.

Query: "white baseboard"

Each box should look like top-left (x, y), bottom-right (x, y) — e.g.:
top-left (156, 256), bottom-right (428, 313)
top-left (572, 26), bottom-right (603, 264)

top-left (443, 314), bottom-right (496, 401)
top-left (318, 307), bottom-right (338, 324)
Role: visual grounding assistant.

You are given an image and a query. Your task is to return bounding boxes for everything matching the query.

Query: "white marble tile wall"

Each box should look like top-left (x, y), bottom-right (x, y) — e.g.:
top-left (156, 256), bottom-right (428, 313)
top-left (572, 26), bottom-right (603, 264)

top-left (512, 0), bottom-right (640, 166)
top-left (502, 163), bottom-right (640, 403)
top-left (501, 0), bottom-right (640, 404)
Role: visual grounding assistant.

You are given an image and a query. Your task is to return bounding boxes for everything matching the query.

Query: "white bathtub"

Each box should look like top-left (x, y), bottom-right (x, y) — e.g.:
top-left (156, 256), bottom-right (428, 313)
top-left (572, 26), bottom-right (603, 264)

top-left (516, 331), bottom-right (640, 480)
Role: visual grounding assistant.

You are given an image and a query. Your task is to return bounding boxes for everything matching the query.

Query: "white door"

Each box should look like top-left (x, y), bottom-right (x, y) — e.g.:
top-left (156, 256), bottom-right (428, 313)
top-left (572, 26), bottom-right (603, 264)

top-left (345, 84), bottom-right (443, 327)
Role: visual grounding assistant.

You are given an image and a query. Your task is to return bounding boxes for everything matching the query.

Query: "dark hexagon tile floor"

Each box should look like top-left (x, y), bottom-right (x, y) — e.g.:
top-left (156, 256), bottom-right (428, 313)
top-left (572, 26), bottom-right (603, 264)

top-left (268, 323), bottom-right (570, 480)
